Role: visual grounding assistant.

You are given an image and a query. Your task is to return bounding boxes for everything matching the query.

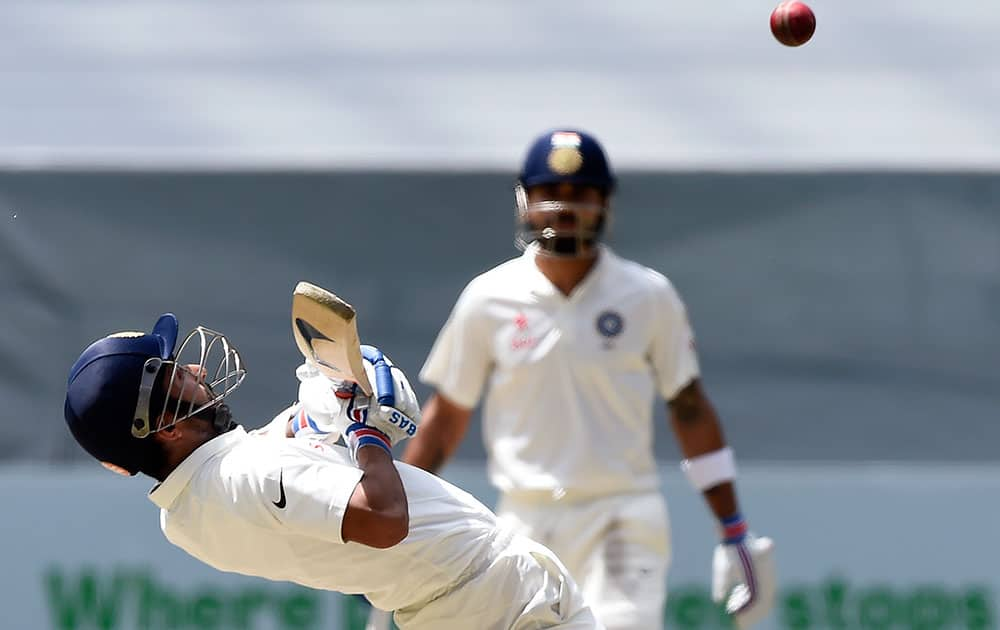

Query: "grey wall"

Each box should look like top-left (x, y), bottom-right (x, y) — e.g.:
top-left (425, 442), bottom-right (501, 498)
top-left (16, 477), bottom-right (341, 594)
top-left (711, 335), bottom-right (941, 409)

top-left (1, 171), bottom-right (997, 463)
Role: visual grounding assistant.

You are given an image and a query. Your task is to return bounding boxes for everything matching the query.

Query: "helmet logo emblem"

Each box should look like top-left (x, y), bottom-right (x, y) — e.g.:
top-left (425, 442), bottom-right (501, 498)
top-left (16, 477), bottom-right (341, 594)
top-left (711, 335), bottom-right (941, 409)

top-left (106, 331), bottom-right (145, 339)
top-left (547, 147), bottom-right (584, 175)
top-left (547, 131), bottom-right (584, 175)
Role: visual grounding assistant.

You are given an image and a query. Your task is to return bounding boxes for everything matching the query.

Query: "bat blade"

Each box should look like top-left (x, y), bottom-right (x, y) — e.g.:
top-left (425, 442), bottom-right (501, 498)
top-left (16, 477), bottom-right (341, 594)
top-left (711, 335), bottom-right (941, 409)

top-left (291, 281), bottom-right (373, 396)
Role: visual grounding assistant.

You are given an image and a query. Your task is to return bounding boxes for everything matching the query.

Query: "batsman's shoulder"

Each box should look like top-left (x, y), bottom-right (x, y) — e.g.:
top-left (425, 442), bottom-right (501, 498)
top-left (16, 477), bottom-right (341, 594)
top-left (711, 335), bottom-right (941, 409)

top-left (457, 256), bottom-right (526, 303)
top-left (221, 436), bottom-right (354, 497)
top-left (617, 256), bottom-right (684, 299)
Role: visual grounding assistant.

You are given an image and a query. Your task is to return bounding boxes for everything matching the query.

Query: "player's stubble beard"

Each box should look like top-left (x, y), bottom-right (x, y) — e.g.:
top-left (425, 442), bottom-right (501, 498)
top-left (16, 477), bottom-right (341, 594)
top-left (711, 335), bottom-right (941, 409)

top-left (542, 210), bottom-right (604, 257)
top-left (550, 235), bottom-right (599, 256)
top-left (140, 403), bottom-right (236, 481)
top-left (137, 436), bottom-right (171, 481)
top-left (210, 403), bottom-right (238, 434)
top-left (533, 228), bottom-right (600, 257)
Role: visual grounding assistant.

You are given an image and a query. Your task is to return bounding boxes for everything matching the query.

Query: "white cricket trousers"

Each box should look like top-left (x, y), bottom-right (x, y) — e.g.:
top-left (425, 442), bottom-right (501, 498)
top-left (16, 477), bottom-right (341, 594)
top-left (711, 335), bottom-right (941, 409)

top-left (497, 490), bottom-right (670, 630)
top-left (393, 532), bottom-right (604, 630)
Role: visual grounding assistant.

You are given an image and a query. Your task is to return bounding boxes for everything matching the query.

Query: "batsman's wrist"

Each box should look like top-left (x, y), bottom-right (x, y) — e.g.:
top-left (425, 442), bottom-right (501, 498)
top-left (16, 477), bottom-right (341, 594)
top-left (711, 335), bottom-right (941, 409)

top-left (720, 513), bottom-right (748, 544)
top-left (346, 423), bottom-right (392, 457)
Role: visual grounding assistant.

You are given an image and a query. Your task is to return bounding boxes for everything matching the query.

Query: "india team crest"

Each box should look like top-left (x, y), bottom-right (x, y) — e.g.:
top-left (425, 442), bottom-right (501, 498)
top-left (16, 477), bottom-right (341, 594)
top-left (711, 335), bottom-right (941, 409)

top-left (547, 147), bottom-right (583, 174)
top-left (547, 131), bottom-right (584, 175)
top-left (596, 310), bottom-right (624, 338)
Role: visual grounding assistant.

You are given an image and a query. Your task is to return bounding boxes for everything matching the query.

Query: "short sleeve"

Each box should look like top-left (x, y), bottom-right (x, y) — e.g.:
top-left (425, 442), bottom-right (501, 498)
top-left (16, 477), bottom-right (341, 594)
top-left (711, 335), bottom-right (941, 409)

top-left (419, 284), bottom-right (493, 409)
top-left (648, 278), bottom-right (701, 400)
top-left (267, 441), bottom-right (364, 544)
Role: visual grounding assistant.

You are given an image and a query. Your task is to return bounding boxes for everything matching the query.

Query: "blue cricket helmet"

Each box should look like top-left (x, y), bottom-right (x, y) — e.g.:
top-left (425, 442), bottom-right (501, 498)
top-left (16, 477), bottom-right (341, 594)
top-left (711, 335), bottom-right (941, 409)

top-left (514, 129), bottom-right (617, 256)
top-left (64, 314), bottom-right (179, 475)
top-left (517, 128), bottom-right (616, 193)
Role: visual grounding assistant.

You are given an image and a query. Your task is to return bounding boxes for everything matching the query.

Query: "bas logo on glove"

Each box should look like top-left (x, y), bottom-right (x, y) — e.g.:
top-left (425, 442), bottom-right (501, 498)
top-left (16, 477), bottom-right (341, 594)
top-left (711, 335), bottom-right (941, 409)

top-left (387, 409), bottom-right (417, 437)
top-left (334, 351), bottom-right (420, 462)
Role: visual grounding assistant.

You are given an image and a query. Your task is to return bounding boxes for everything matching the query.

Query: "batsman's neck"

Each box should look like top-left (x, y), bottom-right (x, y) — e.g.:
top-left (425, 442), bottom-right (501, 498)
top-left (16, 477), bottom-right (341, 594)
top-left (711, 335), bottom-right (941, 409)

top-left (534, 249), bottom-right (599, 297)
top-left (154, 422), bottom-right (225, 481)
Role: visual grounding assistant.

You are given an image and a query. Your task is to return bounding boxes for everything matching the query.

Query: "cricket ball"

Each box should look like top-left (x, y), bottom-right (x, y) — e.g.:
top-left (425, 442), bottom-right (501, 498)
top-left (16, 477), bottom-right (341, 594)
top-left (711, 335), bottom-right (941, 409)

top-left (770, 1), bottom-right (816, 47)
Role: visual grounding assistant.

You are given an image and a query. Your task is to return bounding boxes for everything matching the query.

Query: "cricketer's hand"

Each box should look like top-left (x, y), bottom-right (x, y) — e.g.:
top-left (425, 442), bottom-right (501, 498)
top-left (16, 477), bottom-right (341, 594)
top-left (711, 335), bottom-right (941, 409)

top-left (712, 534), bottom-right (777, 629)
top-left (292, 346), bottom-right (419, 448)
top-left (340, 346), bottom-right (420, 447)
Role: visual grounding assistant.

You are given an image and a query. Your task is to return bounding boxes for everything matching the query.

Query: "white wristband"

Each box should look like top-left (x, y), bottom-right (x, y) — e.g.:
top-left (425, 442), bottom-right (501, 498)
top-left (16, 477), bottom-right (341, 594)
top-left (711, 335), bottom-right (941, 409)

top-left (680, 446), bottom-right (737, 491)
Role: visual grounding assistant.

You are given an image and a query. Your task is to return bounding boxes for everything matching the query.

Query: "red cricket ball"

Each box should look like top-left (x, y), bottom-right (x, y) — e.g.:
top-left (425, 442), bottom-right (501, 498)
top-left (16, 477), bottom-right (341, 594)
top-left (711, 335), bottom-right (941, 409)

top-left (770, 1), bottom-right (816, 47)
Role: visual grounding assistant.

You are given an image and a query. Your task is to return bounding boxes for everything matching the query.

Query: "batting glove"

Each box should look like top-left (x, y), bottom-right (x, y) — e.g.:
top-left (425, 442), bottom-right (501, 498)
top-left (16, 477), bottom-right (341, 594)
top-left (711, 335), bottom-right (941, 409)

top-left (289, 361), bottom-right (350, 444)
top-left (293, 346), bottom-right (419, 448)
top-left (712, 515), bottom-right (777, 629)
top-left (338, 346), bottom-right (420, 447)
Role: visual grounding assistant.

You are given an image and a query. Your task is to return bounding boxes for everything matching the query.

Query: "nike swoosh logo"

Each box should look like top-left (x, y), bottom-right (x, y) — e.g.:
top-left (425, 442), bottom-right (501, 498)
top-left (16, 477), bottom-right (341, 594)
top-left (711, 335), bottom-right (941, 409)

top-left (294, 318), bottom-right (343, 375)
top-left (272, 469), bottom-right (287, 509)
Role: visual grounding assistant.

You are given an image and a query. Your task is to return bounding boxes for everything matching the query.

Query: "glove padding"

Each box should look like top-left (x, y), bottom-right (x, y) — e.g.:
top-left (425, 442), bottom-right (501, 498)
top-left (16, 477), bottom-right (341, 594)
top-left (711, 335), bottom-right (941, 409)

top-left (712, 534), bottom-right (777, 629)
top-left (293, 346), bottom-right (420, 447)
top-left (291, 363), bottom-right (346, 444)
top-left (340, 347), bottom-right (420, 446)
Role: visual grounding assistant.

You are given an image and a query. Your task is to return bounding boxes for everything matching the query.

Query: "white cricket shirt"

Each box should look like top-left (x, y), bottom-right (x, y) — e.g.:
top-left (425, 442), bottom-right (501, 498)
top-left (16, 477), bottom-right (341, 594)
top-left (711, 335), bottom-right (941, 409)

top-left (148, 424), bottom-right (505, 612)
top-left (421, 245), bottom-right (700, 496)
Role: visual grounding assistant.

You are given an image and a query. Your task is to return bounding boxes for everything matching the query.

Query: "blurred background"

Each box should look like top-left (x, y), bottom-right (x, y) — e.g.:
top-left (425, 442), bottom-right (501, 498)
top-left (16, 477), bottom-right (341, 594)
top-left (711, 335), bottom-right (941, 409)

top-left (1, 1), bottom-right (997, 629)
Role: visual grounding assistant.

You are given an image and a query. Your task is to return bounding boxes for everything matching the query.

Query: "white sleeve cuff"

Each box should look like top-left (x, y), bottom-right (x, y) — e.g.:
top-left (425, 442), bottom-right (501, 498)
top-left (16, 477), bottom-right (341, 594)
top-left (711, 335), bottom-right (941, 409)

top-left (680, 446), bottom-right (737, 491)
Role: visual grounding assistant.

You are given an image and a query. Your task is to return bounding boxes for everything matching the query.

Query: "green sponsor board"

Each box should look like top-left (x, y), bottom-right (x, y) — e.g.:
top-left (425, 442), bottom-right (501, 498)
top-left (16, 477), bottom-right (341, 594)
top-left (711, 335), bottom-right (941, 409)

top-left (336, 578), bottom-right (998, 630)
top-left (665, 579), bottom-right (995, 630)
top-left (44, 567), bottom-right (323, 630)
top-left (44, 568), bottom-right (995, 630)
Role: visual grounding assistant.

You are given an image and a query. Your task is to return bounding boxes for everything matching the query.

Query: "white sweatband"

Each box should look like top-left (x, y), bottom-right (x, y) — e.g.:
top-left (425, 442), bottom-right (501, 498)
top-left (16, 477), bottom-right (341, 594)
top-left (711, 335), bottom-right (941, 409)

top-left (681, 446), bottom-right (737, 491)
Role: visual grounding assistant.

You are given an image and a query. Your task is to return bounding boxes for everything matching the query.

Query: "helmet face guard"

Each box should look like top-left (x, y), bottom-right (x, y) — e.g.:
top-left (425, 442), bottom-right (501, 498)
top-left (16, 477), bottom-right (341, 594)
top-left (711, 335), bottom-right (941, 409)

top-left (131, 326), bottom-right (245, 438)
top-left (514, 182), bottom-right (610, 257)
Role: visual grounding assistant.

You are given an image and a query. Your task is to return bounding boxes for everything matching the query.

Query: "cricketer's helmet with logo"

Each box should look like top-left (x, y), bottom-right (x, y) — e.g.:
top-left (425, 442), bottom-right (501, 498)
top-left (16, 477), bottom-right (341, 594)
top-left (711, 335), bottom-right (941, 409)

top-left (514, 128), bottom-right (617, 255)
top-left (517, 129), bottom-right (616, 192)
top-left (64, 314), bottom-right (244, 476)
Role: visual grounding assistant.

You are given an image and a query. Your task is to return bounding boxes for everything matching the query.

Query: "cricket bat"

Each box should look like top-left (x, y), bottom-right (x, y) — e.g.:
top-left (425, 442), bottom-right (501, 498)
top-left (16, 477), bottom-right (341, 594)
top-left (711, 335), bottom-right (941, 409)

top-left (291, 281), bottom-right (373, 396)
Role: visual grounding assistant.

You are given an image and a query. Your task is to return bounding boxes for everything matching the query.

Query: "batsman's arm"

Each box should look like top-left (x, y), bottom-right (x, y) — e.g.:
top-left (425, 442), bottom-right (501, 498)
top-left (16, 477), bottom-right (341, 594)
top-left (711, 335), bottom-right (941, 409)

top-left (668, 379), bottom-right (740, 521)
top-left (671, 378), bottom-right (778, 627)
top-left (401, 392), bottom-right (473, 474)
top-left (342, 445), bottom-right (409, 548)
